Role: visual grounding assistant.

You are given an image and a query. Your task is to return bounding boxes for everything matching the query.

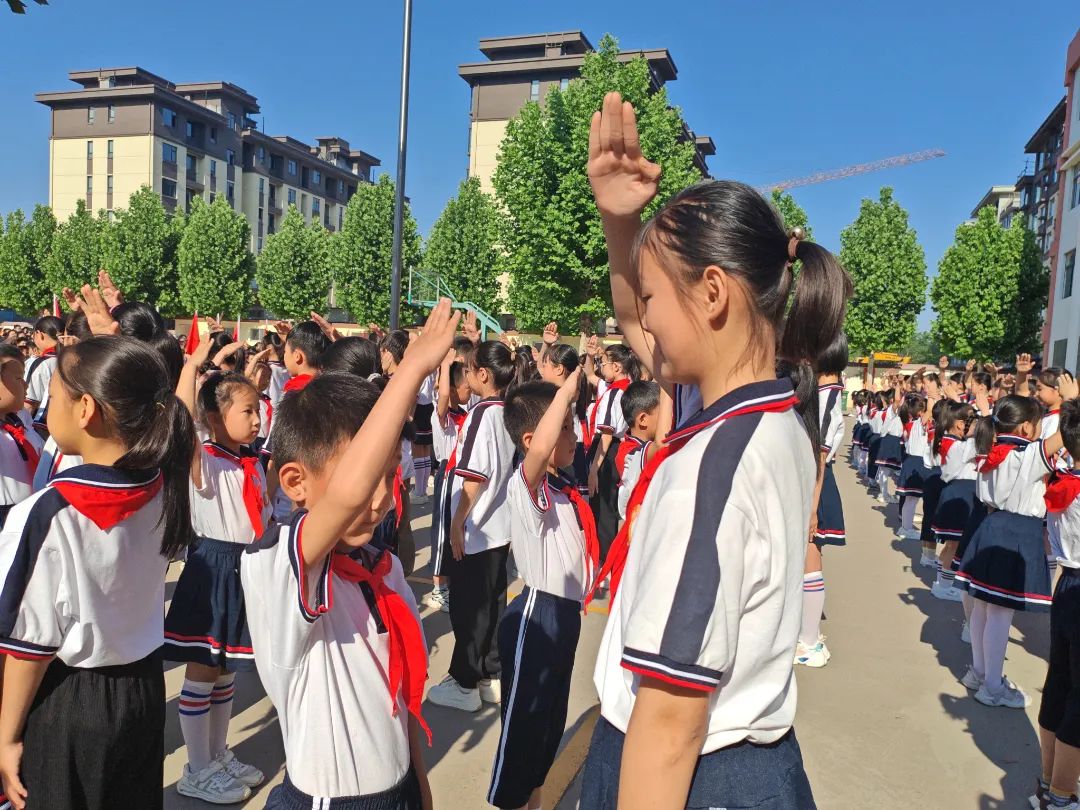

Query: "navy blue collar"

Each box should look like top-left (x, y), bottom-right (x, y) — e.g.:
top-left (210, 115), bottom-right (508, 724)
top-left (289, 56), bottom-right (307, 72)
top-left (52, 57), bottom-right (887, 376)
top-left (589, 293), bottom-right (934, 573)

top-left (52, 463), bottom-right (160, 489)
top-left (678, 377), bottom-right (797, 435)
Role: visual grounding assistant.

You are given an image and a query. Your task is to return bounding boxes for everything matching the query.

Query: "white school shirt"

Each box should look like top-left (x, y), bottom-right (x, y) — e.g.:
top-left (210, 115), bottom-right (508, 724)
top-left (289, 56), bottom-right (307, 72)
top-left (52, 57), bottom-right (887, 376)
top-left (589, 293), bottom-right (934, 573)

top-left (257, 394), bottom-right (272, 441)
top-left (1047, 471), bottom-right (1080, 569)
top-left (507, 466), bottom-right (593, 601)
top-left (0, 464), bottom-right (168, 667)
top-left (0, 417), bottom-right (44, 506)
top-left (594, 378), bottom-right (815, 752)
top-left (882, 407), bottom-right (904, 438)
top-left (432, 408), bottom-right (466, 465)
top-left (416, 372), bottom-right (436, 407)
top-left (870, 410), bottom-right (886, 436)
top-left (590, 381), bottom-right (628, 440)
top-left (975, 436), bottom-right (1054, 518)
top-left (450, 398), bottom-right (516, 554)
top-left (617, 439), bottom-right (649, 521)
top-left (33, 434), bottom-right (81, 491)
top-left (818, 384), bottom-right (845, 464)
top-left (906, 418), bottom-right (930, 464)
top-left (920, 421), bottom-right (936, 468)
top-left (23, 352), bottom-right (57, 425)
top-left (192, 442), bottom-right (271, 543)
top-left (1042, 410), bottom-right (1072, 470)
top-left (241, 512), bottom-right (421, 798)
top-left (938, 436), bottom-right (977, 483)
top-left (267, 361), bottom-right (291, 408)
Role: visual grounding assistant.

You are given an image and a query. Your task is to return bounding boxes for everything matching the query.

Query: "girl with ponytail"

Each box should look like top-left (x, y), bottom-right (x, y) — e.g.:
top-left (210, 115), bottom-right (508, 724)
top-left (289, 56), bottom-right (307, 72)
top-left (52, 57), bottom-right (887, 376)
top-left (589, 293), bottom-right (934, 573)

top-left (0, 336), bottom-right (195, 809)
top-left (580, 92), bottom-right (851, 808)
top-left (540, 342), bottom-right (592, 493)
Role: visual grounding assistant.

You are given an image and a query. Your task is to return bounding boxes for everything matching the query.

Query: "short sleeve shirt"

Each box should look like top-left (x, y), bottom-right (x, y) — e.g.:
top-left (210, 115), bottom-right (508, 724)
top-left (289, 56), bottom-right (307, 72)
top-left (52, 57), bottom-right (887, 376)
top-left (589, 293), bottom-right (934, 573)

top-left (24, 354), bottom-right (56, 423)
top-left (0, 419), bottom-right (44, 506)
top-left (192, 442), bottom-right (271, 543)
top-left (976, 436), bottom-right (1054, 517)
top-left (817, 384), bottom-right (844, 464)
top-left (450, 399), bottom-right (516, 553)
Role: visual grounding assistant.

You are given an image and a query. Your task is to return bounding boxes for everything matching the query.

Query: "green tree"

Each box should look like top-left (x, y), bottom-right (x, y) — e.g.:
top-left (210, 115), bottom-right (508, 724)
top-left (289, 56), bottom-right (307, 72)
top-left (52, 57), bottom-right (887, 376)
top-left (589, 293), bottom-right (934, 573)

top-left (155, 209), bottom-right (185, 318)
top-left (904, 330), bottom-right (941, 364)
top-left (256, 206), bottom-right (331, 319)
top-left (100, 186), bottom-right (175, 306)
top-left (423, 176), bottom-right (503, 316)
top-left (493, 34), bottom-right (702, 331)
top-left (177, 197), bottom-right (255, 315)
top-left (930, 207), bottom-right (1048, 359)
top-left (330, 174), bottom-right (421, 324)
top-left (770, 189), bottom-right (813, 240)
top-left (44, 199), bottom-right (107, 300)
top-left (5, 0), bottom-right (47, 14)
top-left (0, 205), bottom-right (54, 315)
top-left (839, 187), bottom-right (927, 355)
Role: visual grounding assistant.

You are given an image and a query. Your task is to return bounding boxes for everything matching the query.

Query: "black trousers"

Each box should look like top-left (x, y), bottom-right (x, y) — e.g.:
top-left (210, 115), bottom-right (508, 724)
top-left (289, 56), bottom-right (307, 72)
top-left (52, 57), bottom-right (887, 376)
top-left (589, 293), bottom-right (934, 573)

top-left (449, 544), bottom-right (509, 688)
top-left (589, 437), bottom-right (622, 561)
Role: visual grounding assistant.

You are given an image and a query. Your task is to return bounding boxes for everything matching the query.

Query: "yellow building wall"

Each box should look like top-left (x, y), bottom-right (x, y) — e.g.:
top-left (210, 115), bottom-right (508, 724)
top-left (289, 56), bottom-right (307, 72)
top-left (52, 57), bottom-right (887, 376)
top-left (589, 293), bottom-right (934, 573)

top-left (468, 120), bottom-right (509, 194)
top-left (240, 173), bottom-right (265, 253)
top-left (50, 135), bottom-right (155, 221)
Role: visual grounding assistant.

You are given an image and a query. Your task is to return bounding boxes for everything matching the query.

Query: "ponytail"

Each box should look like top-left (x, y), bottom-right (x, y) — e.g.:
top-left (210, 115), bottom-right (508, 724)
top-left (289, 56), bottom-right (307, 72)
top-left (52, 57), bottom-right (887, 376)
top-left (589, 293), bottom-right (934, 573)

top-left (511, 345), bottom-right (537, 391)
top-left (779, 240), bottom-right (853, 367)
top-left (779, 358), bottom-right (821, 463)
top-left (975, 394), bottom-right (1042, 456)
top-left (546, 343), bottom-right (589, 422)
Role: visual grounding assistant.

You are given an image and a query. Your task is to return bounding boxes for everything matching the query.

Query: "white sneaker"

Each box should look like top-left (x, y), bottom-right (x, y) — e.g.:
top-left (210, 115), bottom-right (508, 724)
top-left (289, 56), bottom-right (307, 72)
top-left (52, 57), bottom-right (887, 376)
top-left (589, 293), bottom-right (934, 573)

top-left (216, 749), bottom-right (264, 788)
top-left (177, 760), bottom-right (252, 804)
top-left (974, 680), bottom-right (1031, 708)
top-left (794, 639), bottom-right (830, 668)
top-left (960, 665), bottom-right (982, 691)
top-left (479, 677), bottom-right (501, 704)
top-left (423, 587), bottom-right (448, 611)
top-left (900, 528), bottom-right (921, 540)
top-left (919, 551), bottom-right (937, 568)
top-left (931, 580), bottom-right (964, 602)
top-left (961, 620), bottom-right (971, 643)
top-left (876, 493), bottom-right (888, 504)
top-left (426, 675), bottom-right (481, 712)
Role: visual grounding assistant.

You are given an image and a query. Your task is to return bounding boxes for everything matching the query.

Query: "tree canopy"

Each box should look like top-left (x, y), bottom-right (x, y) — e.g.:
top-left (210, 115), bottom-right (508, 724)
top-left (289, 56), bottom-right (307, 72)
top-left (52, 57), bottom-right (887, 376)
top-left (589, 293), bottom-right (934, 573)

top-left (43, 199), bottom-right (106, 301)
top-left (0, 205), bottom-right (53, 315)
top-left (177, 197), bottom-right (255, 315)
top-left (256, 206), bottom-right (331, 319)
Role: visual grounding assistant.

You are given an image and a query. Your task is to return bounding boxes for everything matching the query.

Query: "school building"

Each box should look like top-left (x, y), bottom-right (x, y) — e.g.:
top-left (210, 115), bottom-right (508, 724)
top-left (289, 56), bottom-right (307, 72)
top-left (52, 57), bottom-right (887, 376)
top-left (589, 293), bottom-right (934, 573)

top-left (35, 67), bottom-right (380, 255)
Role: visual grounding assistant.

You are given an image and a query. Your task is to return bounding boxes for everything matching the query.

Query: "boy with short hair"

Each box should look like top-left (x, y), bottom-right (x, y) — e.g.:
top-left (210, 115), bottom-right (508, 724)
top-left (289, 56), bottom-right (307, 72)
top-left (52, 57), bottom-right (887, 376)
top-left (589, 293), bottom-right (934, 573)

top-left (487, 372), bottom-right (596, 810)
top-left (0, 343), bottom-right (41, 526)
top-left (282, 321), bottom-right (329, 393)
top-left (241, 301), bottom-right (459, 809)
top-left (615, 380), bottom-right (665, 522)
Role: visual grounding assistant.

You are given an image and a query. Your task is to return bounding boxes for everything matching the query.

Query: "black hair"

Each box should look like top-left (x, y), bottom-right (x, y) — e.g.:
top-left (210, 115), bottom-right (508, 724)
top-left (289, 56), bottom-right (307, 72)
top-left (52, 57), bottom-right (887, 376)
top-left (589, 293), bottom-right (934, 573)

top-left (467, 340), bottom-right (515, 394)
top-left (200, 331), bottom-right (245, 375)
top-left (33, 315), bottom-right (64, 340)
top-left (321, 336), bottom-right (380, 379)
top-left (150, 331), bottom-right (184, 389)
top-left (197, 371), bottom-right (258, 429)
top-left (271, 371), bottom-right (380, 473)
top-left (113, 301), bottom-right (166, 342)
top-left (815, 331), bottom-right (848, 376)
top-left (604, 344), bottom-right (640, 382)
top-left (970, 371), bottom-right (992, 391)
top-left (973, 394), bottom-right (1042, 456)
top-left (55, 336), bottom-right (194, 557)
top-left (503, 380), bottom-right (558, 453)
top-left (0, 343), bottom-right (23, 365)
top-left (898, 392), bottom-right (925, 424)
top-left (1061, 399), bottom-right (1080, 460)
top-left (261, 330), bottom-right (284, 361)
top-left (449, 361), bottom-right (465, 388)
top-left (378, 330), bottom-right (410, 366)
top-left (852, 390), bottom-right (869, 409)
top-left (453, 336), bottom-right (475, 357)
top-left (544, 343), bottom-right (589, 423)
top-left (285, 321), bottom-right (330, 369)
top-left (621, 380), bottom-right (661, 426)
top-left (512, 345), bottom-right (537, 388)
top-left (933, 400), bottom-right (975, 458)
top-left (64, 310), bottom-right (92, 341)
top-left (1039, 367), bottom-right (1067, 389)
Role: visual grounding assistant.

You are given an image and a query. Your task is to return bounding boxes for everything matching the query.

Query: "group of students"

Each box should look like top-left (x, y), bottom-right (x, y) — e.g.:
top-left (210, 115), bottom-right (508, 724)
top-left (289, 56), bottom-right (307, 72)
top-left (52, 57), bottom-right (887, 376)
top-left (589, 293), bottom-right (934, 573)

top-left (846, 355), bottom-right (1080, 809)
top-left (0, 91), bottom-right (861, 810)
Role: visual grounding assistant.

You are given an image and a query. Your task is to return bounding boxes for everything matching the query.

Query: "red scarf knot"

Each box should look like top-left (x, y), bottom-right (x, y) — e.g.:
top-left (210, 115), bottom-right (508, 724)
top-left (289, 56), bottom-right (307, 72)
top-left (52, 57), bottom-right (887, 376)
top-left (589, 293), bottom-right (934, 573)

top-left (50, 468), bottom-right (162, 530)
top-left (283, 374), bottom-right (313, 393)
top-left (2, 416), bottom-right (39, 479)
top-left (331, 551), bottom-right (431, 744)
top-left (614, 435), bottom-right (646, 480)
top-left (1046, 472), bottom-right (1080, 514)
top-left (976, 438), bottom-right (1028, 473)
top-left (556, 479), bottom-right (600, 594)
top-left (202, 444), bottom-right (266, 537)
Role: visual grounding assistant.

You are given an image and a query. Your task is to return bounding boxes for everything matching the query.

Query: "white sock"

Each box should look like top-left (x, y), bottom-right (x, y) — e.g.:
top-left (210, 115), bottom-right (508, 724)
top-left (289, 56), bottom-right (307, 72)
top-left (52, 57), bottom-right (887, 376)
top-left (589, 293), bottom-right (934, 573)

top-left (901, 497), bottom-right (918, 531)
top-left (799, 572), bottom-right (825, 646)
top-left (962, 590), bottom-right (973, 621)
top-left (179, 678), bottom-right (214, 772)
top-left (208, 674), bottom-right (235, 760)
top-left (415, 456), bottom-right (431, 496)
top-left (969, 600), bottom-right (988, 681)
top-left (981, 603), bottom-right (1015, 692)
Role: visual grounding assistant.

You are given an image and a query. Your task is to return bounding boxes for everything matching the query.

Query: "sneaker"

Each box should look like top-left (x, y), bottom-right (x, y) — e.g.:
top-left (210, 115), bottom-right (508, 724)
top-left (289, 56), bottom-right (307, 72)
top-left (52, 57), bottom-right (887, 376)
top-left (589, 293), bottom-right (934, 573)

top-left (961, 620), bottom-right (971, 643)
top-left (1034, 787), bottom-right (1080, 809)
top-left (423, 587), bottom-right (447, 610)
top-left (426, 675), bottom-right (481, 712)
top-left (876, 493), bottom-right (888, 504)
top-left (478, 677), bottom-right (501, 704)
top-left (960, 665), bottom-right (982, 691)
top-left (931, 580), bottom-right (964, 602)
top-left (177, 760), bottom-right (252, 804)
top-left (919, 551), bottom-right (938, 568)
top-left (974, 680), bottom-right (1031, 709)
top-left (794, 639), bottom-right (830, 668)
top-left (215, 749), bottom-right (264, 788)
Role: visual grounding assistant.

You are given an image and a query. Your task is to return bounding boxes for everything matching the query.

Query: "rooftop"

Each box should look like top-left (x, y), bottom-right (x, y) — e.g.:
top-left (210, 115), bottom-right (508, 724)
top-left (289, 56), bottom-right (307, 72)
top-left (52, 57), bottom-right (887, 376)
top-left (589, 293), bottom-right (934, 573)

top-left (1024, 97), bottom-right (1066, 153)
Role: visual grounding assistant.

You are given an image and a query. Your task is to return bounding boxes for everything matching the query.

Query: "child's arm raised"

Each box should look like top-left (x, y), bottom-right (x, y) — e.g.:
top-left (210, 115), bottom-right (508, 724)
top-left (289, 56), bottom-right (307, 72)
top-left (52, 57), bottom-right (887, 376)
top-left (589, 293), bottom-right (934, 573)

top-left (645, 387), bottom-right (673, 462)
top-left (300, 300), bottom-right (459, 568)
top-left (176, 336), bottom-right (216, 487)
top-left (522, 369), bottom-right (581, 492)
top-left (435, 349), bottom-right (454, 426)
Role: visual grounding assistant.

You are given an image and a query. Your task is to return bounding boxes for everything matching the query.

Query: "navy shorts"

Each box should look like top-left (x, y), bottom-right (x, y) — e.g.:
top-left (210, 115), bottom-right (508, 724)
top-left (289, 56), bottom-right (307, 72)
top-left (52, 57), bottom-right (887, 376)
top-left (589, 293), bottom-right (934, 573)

top-left (265, 770), bottom-right (422, 810)
top-left (581, 717), bottom-right (815, 809)
top-left (813, 463), bottom-right (845, 546)
top-left (1040, 568), bottom-right (1080, 745)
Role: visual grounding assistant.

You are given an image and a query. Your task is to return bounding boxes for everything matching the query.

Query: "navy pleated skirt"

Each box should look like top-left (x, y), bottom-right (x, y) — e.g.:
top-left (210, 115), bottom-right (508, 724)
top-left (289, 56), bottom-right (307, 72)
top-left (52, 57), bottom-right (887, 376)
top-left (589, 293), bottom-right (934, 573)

top-left (814, 463), bottom-right (846, 546)
top-left (955, 510), bottom-right (1051, 612)
top-left (932, 479), bottom-right (977, 542)
top-left (853, 423), bottom-right (870, 449)
top-left (867, 435), bottom-right (882, 479)
top-left (919, 468), bottom-right (943, 545)
top-left (876, 435), bottom-right (903, 469)
top-left (163, 537), bottom-right (256, 672)
top-left (896, 456), bottom-right (927, 497)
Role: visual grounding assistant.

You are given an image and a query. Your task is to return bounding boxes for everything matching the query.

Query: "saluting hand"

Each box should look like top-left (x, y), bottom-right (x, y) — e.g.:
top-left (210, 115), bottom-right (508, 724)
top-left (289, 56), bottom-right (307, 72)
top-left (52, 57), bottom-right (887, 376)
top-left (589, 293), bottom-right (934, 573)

top-left (588, 92), bottom-right (662, 218)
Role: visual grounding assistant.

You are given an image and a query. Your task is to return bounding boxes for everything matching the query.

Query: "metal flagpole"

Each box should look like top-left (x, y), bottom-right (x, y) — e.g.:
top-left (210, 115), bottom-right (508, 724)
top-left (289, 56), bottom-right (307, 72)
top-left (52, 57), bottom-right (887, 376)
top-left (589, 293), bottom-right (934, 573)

top-left (389, 0), bottom-right (414, 331)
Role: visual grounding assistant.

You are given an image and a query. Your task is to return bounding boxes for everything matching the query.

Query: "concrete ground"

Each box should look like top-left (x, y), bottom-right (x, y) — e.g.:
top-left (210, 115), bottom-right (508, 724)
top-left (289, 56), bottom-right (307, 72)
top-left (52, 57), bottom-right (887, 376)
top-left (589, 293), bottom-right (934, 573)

top-left (164, 436), bottom-right (1052, 808)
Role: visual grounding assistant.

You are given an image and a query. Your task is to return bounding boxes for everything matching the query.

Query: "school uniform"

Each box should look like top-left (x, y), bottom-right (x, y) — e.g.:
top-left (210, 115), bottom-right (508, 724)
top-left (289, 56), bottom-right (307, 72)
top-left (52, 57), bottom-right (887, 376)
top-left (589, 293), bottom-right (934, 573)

top-left (163, 441), bottom-right (271, 671)
top-left (582, 378), bottom-right (816, 809)
top-left (0, 464), bottom-right (168, 809)
top-left (488, 468), bottom-right (598, 809)
top-left (267, 361), bottom-right (291, 408)
top-left (448, 397), bottom-right (516, 689)
top-left (932, 436), bottom-right (979, 543)
top-left (918, 428), bottom-right (944, 546)
top-left (1043, 410), bottom-right (1070, 561)
top-left (615, 435), bottom-right (649, 522)
top-left (571, 413), bottom-right (590, 496)
top-left (23, 348), bottom-right (57, 430)
top-left (1041, 471), bottom-right (1080, 744)
top-left (588, 379), bottom-right (630, 557)
top-left (672, 382), bottom-right (704, 429)
top-left (412, 374), bottom-right (435, 447)
top-left (954, 436), bottom-right (1055, 612)
top-left (0, 412), bottom-right (44, 527)
top-left (32, 433), bottom-right (82, 493)
top-left (430, 406), bottom-right (466, 578)
top-left (815, 384), bottom-right (846, 546)
top-left (875, 406), bottom-right (904, 470)
top-left (242, 511), bottom-right (426, 809)
top-left (866, 409), bottom-right (884, 480)
top-left (897, 417), bottom-right (929, 499)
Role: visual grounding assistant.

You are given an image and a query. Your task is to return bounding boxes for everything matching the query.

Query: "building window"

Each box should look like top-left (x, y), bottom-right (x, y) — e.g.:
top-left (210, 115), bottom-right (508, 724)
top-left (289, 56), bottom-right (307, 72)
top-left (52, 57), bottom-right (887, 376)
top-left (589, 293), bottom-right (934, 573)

top-left (288, 188), bottom-right (296, 205)
top-left (107, 175), bottom-right (113, 195)
top-left (209, 192), bottom-right (216, 203)
top-left (1054, 338), bottom-right (1069, 368)
top-left (210, 159), bottom-right (217, 179)
top-left (162, 142), bottom-right (178, 163)
top-left (259, 178), bottom-right (265, 193)
top-left (258, 146), bottom-right (266, 165)
top-left (226, 148), bottom-right (235, 166)
top-left (1072, 169), bottom-right (1080, 210)
top-left (227, 180), bottom-right (235, 204)
top-left (86, 176), bottom-right (93, 195)
top-left (1065, 250), bottom-right (1077, 300)
top-left (227, 111), bottom-right (236, 131)
top-left (257, 237), bottom-right (263, 252)
top-left (185, 121), bottom-right (194, 138)
top-left (338, 208), bottom-right (343, 230)
top-left (288, 160), bottom-right (297, 176)
top-left (86, 140), bottom-right (93, 159)
top-left (560, 78), bottom-right (569, 91)
top-left (312, 198), bottom-right (321, 215)
top-left (107, 140), bottom-right (114, 159)
top-left (162, 178), bottom-right (177, 199)
top-left (88, 106), bottom-right (96, 124)
top-left (186, 154), bottom-right (197, 176)
top-left (107, 105), bottom-right (115, 123)
top-left (312, 170), bottom-right (321, 184)
top-left (210, 127), bottom-right (217, 144)
top-left (530, 80), bottom-right (540, 101)
top-left (339, 179), bottom-right (345, 195)
top-left (161, 107), bottom-right (177, 128)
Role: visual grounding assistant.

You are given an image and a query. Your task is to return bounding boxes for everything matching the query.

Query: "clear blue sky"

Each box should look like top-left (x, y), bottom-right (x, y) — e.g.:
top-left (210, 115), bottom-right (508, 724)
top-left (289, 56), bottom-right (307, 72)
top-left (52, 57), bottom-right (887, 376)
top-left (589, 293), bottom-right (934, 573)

top-left (1, 1), bottom-right (1078, 329)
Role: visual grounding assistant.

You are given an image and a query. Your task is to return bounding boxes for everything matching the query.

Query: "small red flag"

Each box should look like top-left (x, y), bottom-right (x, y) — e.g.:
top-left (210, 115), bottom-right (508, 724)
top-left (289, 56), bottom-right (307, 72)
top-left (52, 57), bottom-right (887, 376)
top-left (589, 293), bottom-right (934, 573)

top-left (52, 294), bottom-right (60, 317)
top-left (233, 312), bottom-right (240, 342)
top-left (184, 312), bottom-right (200, 355)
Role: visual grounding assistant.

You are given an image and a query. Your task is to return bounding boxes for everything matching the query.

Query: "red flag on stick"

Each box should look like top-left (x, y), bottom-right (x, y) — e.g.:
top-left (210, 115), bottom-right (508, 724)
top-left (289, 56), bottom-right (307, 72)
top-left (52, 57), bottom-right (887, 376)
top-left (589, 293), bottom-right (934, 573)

top-left (184, 312), bottom-right (200, 355)
top-left (233, 313), bottom-right (240, 342)
top-left (52, 294), bottom-right (60, 317)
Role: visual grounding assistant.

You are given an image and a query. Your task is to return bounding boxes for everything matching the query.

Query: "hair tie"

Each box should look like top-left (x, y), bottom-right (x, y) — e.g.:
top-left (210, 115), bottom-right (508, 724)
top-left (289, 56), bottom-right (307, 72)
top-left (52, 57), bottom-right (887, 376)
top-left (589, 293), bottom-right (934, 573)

top-left (787, 227), bottom-right (804, 265)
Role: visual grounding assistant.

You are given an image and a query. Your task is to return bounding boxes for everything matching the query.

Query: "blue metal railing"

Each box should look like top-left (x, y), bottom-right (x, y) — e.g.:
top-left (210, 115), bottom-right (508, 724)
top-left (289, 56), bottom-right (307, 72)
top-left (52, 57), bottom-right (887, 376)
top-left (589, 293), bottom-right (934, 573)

top-left (407, 268), bottom-right (501, 339)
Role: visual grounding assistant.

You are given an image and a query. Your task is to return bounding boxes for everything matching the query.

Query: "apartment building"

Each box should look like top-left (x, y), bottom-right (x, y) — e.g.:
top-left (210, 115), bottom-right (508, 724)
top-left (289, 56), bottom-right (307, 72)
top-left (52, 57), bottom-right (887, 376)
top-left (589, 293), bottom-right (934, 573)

top-left (1045, 30), bottom-right (1080, 367)
top-left (970, 185), bottom-right (1022, 226)
top-left (1015, 98), bottom-right (1066, 265)
top-left (458, 31), bottom-right (715, 191)
top-left (35, 67), bottom-right (379, 253)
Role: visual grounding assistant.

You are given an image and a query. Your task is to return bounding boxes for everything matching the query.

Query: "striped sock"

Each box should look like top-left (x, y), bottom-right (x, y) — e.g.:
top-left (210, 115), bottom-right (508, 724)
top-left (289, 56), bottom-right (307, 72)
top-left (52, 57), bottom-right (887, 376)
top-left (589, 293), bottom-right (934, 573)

top-left (414, 456), bottom-right (431, 496)
top-left (799, 572), bottom-right (825, 646)
top-left (179, 678), bottom-right (214, 772)
top-left (208, 674), bottom-right (236, 760)
top-left (1048, 555), bottom-right (1059, 574)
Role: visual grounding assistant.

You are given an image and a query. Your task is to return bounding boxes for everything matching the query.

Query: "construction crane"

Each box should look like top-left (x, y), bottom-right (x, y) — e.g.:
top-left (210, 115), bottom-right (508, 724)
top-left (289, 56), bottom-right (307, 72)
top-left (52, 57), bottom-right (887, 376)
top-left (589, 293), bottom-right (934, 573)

top-left (757, 149), bottom-right (946, 193)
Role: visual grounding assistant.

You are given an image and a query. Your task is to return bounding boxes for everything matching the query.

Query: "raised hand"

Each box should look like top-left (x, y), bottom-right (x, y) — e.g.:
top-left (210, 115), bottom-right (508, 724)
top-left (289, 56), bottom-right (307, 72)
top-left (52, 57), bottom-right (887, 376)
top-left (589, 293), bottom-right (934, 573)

top-left (1016, 353), bottom-right (1033, 375)
top-left (77, 285), bottom-right (120, 335)
top-left (1059, 371), bottom-right (1079, 401)
top-left (97, 269), bottom-right (123, 309)
top-left (62, 287), bottom-right (81, 312)
top-left (462, 310), bottom-right (480, 344)
top-left (205, 315), bottom-right (224, 335)
top-left (310, 311), bottom-right (342, 342)
top-left (366, 322), bottom-right (385, 340)
top-left (402, 298), bottom-right (462, 377)
top-left (965, 359), bottom-right (977, 373)
top-left (212, 341), bottom-right (246, 368)
top-left (272, 319), bottom-right (292, 337)
top-left (542, 322), bottom-right (560, 345)
top-left (586, 334), bottom-right (601, 356)
top-left (588, 92), bottom-right (662, 217)
top-left (938, 355), bottom-right (949, 371)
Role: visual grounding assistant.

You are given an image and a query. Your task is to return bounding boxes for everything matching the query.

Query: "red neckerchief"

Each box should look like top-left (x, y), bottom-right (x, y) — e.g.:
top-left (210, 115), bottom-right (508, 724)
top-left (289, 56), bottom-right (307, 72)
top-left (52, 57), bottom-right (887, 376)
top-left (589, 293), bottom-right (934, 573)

top-left (259, 394), bottom-right (273, 433)
top-left (1046, 470), bottom-right (1080, 514)
top-left (552, 474), bottom-right (600, 590)
top-left (614, 435), bottom-right (646, 479)
top-left (903, 421), bottom-right (914, 440)
top-left (39, 347), bottom-right (56, 358)
top-left (580, 418), bottom-right (592, 451)
top-left (331, 550), bottom-right (431, 744)
top-left (2, 415), bottom-right (39, 479)
top-left (283, 374), bottom-right (312, 393)
top-left (202, 443), bottom-right (266, 537)
top-left (448, 408), bottom-right (467, 431)
top-left (585, 382), bottom-right (800, 609)
top-left (975, 435), bottom-right (1030, 473)
top-left (50, 467), bottom-right (163, 530)
top-left (939, 435), bottom-right (959, 464)
top-left (588, 378), bottom-right (631, 437)
top-left (392, 466), bottom-right (403, 528)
